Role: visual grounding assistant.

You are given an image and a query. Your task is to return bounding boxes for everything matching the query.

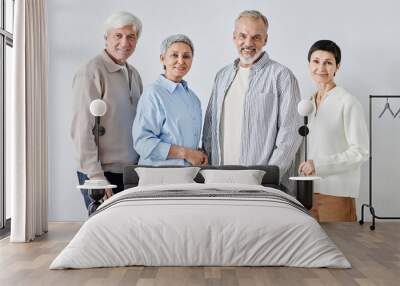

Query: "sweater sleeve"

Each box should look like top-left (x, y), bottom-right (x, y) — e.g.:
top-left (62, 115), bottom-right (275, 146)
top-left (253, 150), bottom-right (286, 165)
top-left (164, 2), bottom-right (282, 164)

top-left (70, 72), bottom-right (108, 182)
top-left (314, 97), bottom-right (369, 177)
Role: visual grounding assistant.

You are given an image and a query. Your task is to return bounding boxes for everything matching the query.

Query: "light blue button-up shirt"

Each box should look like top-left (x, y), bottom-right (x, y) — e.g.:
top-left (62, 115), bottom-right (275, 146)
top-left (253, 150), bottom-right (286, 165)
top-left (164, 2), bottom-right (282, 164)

top-left (132, 75), bottom-right (202, 166)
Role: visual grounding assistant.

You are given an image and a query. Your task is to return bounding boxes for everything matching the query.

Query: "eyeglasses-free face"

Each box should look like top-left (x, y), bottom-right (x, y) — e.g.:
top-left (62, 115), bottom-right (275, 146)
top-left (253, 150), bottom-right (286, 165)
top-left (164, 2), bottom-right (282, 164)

top-left (233, 17), bottom-right (267, 67)
top-left (309, 50), bottom-right (340, 85)
top-left (160, 42), bottom-right (193, 83)
top-left (105, 25), bottom-right (138, 64)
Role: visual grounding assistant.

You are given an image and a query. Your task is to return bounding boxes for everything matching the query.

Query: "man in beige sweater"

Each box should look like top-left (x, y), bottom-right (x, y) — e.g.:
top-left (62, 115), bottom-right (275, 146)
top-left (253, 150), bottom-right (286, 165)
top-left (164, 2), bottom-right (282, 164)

top-left (71, 11), bottom-right (143, 209)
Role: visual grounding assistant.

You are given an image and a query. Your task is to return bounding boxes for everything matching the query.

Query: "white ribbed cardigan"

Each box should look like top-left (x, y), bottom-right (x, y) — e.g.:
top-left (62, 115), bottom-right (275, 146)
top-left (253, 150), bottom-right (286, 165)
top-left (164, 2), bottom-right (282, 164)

top-left (306, 86), bottom-right (369, 198)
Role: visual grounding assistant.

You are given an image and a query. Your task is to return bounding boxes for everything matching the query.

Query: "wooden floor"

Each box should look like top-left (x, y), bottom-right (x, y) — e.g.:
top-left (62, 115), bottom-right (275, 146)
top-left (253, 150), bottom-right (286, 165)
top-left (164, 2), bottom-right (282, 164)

top-left (0, 222), bottom-right (399, 286)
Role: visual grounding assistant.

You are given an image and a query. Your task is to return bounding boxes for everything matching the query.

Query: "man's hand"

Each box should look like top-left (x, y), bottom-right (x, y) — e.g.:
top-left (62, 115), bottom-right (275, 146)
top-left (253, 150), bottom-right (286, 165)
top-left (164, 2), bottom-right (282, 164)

top-left (104, 188), bottom-right (113, 199)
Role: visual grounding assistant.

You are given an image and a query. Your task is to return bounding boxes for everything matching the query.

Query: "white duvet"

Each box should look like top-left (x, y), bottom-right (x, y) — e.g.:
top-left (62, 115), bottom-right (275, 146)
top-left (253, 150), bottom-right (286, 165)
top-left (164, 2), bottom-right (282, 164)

top-left (50, 183), bottom-right (351, 269)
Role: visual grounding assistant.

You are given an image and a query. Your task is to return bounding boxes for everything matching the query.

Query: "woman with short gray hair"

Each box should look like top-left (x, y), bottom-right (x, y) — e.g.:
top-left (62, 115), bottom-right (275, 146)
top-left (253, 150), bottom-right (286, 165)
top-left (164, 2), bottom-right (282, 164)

top-left (132, 34), bottom-right (208, 166)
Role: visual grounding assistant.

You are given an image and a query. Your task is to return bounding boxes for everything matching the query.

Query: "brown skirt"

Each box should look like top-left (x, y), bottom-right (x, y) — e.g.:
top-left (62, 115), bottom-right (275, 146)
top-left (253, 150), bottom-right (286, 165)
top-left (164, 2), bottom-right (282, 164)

top-left (310, 193), bottom-right (357, 222)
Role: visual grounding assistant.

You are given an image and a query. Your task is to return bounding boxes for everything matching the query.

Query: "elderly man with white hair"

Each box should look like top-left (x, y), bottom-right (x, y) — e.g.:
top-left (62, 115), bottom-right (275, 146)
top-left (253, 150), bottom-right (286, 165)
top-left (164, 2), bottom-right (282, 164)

top-left (132, 34), bottom-right (208, 166)
top-left (71, 11), bottom-right (143, 209)
top-left (202, 10), bottom-right (302, 193)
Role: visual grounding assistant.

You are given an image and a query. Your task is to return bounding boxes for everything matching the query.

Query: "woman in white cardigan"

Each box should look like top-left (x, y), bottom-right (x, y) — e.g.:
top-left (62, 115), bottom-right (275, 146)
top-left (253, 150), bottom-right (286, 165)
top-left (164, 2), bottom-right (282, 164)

top-left (298, 40), bottom-right (369, 222)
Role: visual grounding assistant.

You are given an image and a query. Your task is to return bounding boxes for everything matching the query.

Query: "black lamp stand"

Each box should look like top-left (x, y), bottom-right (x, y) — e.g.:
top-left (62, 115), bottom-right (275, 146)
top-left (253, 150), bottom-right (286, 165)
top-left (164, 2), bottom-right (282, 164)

top-left (295, 116), bottom-right (314, 210)
top-left (87, 117), bottom-right (106, 215)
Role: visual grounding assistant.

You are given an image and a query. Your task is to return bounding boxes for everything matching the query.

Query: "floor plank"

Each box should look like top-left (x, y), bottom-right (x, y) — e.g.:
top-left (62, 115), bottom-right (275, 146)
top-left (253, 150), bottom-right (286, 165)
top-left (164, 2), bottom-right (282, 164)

top-left (0, 221), bottom-right (399, 286)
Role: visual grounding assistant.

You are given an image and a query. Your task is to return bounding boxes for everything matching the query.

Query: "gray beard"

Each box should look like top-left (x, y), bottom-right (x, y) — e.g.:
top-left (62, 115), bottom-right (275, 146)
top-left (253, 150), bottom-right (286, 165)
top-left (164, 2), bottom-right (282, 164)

top-left (239, 50), bottom-right (263, 65)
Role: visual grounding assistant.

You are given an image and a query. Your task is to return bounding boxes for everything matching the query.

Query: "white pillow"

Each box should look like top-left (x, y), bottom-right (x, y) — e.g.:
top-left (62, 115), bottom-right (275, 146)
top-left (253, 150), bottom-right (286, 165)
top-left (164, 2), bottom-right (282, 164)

top-left (200, 169), bottom-right (266, 185)
top-left (136, 167), bottom-right (200, 186)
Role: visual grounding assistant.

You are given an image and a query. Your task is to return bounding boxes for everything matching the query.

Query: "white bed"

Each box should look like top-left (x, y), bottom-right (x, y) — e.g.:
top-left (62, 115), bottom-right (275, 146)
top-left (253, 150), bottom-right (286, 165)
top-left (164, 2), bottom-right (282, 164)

top-left (50, 183), bottom-right (351, 269)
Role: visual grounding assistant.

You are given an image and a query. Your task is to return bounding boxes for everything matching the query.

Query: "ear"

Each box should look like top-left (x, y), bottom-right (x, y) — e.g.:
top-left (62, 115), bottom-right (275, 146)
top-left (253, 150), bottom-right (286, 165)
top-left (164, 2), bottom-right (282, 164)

top-left (263, 33), bottom-right (268, 46)
top-left (232, 31), bottom-right (236, 41)
top-left (160, 54), bottom-right (165, 64)
top-left (334, 64), bottom-right (340, 76)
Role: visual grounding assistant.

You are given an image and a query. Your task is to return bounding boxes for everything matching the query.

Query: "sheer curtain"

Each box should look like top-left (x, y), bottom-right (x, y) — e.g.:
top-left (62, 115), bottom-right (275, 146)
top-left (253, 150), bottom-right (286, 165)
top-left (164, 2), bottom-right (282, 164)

top-left (9, 0), bottom-right (48, 242)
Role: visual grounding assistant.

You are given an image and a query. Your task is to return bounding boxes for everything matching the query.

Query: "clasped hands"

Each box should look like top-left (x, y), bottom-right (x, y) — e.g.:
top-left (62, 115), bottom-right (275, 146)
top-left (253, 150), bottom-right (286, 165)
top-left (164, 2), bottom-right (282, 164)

top-left (185, 148), bottom-right (208, 166)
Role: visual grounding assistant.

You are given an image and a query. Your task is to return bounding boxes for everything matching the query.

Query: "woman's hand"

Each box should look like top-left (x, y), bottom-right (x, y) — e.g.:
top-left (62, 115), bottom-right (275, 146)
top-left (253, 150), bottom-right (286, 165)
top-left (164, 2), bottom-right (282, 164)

top-left (184, 149), bottom-right (208, 166)
top-left (298, 160), bottom-right (316, 176)
top-left (168, 145), bottom-right (208, 165)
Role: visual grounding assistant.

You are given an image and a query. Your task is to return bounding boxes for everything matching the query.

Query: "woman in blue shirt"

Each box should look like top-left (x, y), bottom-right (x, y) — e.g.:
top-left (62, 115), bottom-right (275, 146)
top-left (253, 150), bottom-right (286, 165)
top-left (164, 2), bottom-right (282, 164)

top-left (132, 34), bottom-right (208, 166)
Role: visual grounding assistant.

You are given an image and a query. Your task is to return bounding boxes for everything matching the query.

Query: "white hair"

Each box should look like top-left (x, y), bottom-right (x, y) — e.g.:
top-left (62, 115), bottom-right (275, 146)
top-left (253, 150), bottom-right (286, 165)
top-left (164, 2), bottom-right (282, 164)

top-left (160, 34), bottom-right (194, 55)
top-left (235, 10), bottom-right (269, 35)
top-left (104, 11), bottom-right (142, 39)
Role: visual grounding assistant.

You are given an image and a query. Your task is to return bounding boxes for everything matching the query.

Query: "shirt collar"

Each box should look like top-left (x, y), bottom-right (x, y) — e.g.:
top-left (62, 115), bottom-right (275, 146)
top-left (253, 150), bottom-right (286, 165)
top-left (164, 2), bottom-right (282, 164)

top-left (233, 51), bottom-right (270, 72)
top-left (158, 74), bottom-right (189, 93)
top-left (101, 50), bottom-right (128, 73)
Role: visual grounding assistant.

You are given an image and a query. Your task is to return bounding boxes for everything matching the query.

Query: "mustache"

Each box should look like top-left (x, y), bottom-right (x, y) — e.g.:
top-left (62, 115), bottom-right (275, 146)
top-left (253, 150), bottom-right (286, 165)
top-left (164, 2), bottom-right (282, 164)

top-left (240, 46), bottom-right (256, 51)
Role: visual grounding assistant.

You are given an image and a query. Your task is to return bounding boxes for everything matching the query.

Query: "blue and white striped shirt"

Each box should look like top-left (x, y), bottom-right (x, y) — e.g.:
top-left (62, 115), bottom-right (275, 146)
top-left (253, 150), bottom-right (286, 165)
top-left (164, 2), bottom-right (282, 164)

top-left (133, 75), bottom-right (202, 166)
top-left (202, 52), bottom-right (302, 180)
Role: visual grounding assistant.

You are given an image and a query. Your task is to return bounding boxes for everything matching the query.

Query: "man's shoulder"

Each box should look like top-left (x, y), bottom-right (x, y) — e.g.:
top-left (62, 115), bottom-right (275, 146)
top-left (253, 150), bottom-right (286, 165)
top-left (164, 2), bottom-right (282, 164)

top-left (263, 58), bottom-right (295, 77)
top-left (74, 54), bottom-right (105, 78)
top-left (215, 62), bottom-right (236, 80)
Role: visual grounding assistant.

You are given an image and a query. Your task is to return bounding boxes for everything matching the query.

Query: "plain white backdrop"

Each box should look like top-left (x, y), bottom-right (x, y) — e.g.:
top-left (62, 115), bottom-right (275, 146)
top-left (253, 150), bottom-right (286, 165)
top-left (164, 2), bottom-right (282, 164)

top-left (47, 0), bottom-right (400, 221)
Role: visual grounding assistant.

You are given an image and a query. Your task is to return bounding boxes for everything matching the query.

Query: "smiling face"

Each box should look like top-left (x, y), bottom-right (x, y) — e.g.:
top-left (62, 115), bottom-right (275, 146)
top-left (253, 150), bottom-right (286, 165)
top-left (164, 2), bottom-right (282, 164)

top-left (105, 25), bottom-right (138, 64)
top-left (160, 42), bottom-right (193, 82)
top-left (309, 50), bottom-right (340, 85)
top-left (233, 16), bottom-right (267, 67)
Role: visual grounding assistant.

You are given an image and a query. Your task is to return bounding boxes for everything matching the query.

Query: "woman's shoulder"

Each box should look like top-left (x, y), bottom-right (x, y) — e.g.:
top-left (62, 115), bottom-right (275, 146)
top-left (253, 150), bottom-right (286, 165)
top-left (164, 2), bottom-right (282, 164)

top-left (187, 86), bottom-right (199, 97)
top-left (332, 86), bottom-right (361, 103)
top-left (136, 84), bottom-right (166, 110)
top-left (331, 87), bottom-right (365, 115)
top-left (187, 87), bottom-right (202, 105)
top-left (332, 86), bottom-right (351, 98)
top-left (142, 81), bottom-right (167, 98)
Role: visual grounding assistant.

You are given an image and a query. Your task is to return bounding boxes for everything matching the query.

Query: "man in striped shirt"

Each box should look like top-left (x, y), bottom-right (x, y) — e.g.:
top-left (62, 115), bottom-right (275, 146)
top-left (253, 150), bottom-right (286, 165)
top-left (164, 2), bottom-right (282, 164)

top-left (202, 10), bottom-right (302, 192)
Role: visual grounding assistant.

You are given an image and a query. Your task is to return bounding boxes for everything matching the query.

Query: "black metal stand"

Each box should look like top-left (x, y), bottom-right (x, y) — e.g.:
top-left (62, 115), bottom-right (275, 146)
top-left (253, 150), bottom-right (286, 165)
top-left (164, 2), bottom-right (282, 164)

top-left (92, 116), bottom-right (105, 161)
top-left (87, 115), bottom-right (106, 216)
top-left (298, 116), bottom-right (309, 161)
top-left (296, 180), bottom-right (313, 210)
top-left (359, 95), bottom-right (400, 230)
top-left (88, 189), bottom-right (105, 215)
top-left (295, 115), bottom-right (314, 210)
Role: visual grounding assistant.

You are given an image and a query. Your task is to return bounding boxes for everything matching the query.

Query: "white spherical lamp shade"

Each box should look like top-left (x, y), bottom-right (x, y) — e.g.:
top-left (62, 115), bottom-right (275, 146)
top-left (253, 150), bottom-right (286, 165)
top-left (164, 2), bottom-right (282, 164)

top-left (89, 99), bottom-right (107, 116)
top-left (297, 99), bottom-right (314, 116)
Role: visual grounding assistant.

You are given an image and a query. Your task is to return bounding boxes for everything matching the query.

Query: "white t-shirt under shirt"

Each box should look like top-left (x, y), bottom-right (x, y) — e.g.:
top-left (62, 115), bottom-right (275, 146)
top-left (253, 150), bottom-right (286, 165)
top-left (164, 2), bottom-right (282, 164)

top-left (220, 66), bottom-right (250, 164)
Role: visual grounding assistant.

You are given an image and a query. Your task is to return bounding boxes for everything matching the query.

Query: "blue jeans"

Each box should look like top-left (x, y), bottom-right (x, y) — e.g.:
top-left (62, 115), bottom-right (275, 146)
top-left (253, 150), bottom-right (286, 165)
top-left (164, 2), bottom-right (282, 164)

top-left (77, 172), bottom-right (91, 209)
top-left (77, 171), bottom-right (124, 209)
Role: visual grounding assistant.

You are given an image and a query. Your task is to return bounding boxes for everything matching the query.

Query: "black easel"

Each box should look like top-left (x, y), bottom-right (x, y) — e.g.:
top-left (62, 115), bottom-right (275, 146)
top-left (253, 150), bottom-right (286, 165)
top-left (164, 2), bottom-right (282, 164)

top-left (359, 95), bottom-right (400, 230)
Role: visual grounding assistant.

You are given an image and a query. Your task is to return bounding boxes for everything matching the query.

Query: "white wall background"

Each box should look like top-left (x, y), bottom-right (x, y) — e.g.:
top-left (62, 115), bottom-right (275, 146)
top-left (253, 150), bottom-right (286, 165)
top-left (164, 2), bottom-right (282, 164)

top-left (47, 0), bottom-right (400, 221)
